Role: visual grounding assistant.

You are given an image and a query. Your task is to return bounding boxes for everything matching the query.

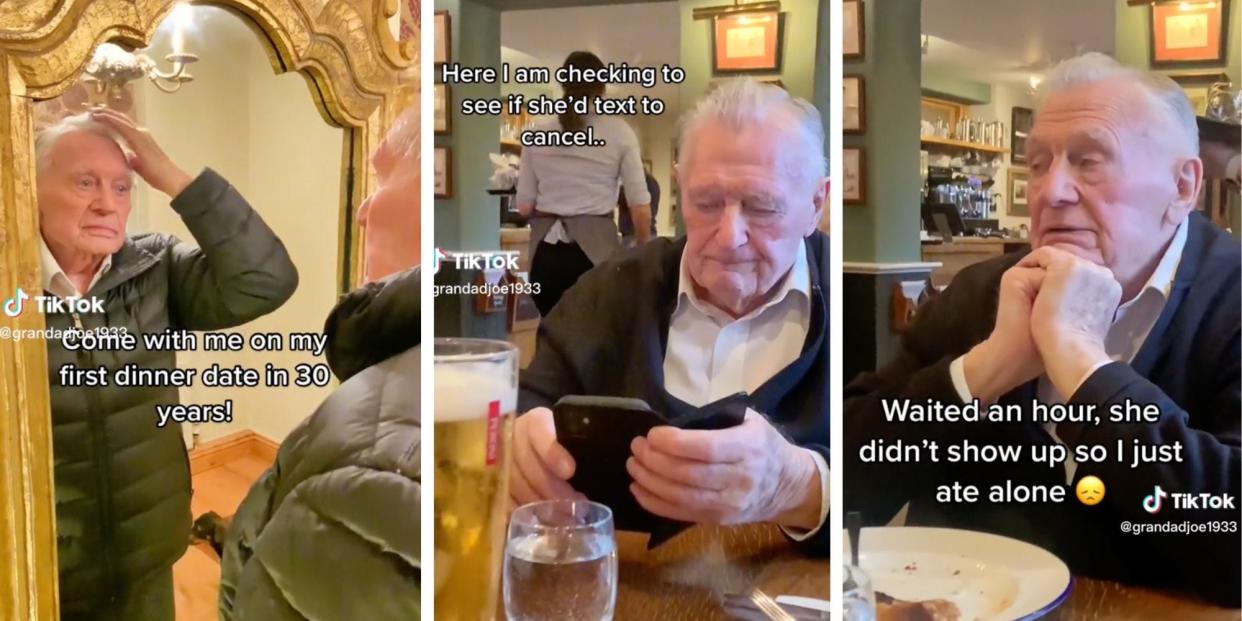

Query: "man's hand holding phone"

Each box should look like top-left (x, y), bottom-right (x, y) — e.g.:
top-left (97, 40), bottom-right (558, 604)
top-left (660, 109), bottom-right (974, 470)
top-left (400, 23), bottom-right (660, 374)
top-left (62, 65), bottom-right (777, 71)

top-left (509, 407), bottom-right (581, 508)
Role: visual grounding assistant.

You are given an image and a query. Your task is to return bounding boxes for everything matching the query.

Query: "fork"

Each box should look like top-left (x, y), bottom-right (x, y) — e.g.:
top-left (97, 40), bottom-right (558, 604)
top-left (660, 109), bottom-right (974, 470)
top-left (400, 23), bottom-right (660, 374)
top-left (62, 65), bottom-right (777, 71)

top-left (747, 587), bottom-right (797, 621)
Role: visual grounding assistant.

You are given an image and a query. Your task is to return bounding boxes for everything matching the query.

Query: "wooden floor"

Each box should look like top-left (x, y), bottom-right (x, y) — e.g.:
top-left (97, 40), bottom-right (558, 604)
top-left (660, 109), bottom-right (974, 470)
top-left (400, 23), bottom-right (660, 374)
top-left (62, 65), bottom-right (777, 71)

top-left (173, 452), bottom-right (271, 620)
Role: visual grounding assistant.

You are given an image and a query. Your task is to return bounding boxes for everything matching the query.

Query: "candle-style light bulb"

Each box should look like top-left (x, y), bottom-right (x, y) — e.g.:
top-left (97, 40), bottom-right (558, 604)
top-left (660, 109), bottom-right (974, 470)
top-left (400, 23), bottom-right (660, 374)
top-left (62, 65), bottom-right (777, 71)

top-left (169, 2), bottom-right (193, 55)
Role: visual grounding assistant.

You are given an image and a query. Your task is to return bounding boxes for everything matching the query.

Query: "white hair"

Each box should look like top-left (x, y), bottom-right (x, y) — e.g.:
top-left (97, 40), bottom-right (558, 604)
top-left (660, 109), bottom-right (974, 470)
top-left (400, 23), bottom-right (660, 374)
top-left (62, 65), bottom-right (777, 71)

top-left (383, 103), bottom-right (419, 167)
top-left (35, 112), bottom-right (132, 175)
top-left (1038, 52), bottom-right (1198, 156)
top-left (678, 78), bottom-right (827, 191)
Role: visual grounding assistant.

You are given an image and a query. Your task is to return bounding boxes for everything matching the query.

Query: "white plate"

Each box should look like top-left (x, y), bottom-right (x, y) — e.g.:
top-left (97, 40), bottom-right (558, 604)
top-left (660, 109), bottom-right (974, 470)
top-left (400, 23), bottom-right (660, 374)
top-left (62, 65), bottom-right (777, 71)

top-left (843, 527), bottom-right (1071, 621)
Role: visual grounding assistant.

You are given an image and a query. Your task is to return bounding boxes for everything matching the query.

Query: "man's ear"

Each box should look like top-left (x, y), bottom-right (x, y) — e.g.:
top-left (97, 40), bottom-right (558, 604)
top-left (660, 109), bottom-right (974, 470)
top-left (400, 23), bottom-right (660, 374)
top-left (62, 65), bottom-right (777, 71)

top-left (807, 177), bottom-right (829, 236)
top-left (1166, 155), bottom-right (1203, 226)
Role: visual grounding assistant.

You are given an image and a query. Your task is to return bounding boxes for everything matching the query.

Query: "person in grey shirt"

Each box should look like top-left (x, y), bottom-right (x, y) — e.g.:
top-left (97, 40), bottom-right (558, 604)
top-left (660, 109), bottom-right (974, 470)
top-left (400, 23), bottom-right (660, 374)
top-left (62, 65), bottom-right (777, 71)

top-left (516, 51), bottom-right (651, 315)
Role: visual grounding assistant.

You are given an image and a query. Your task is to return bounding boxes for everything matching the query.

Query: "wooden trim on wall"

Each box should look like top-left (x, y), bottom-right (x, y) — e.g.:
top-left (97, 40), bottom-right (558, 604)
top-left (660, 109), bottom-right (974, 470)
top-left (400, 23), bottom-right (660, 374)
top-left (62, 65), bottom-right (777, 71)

top-left (189, 430), bottom-right (279, 476)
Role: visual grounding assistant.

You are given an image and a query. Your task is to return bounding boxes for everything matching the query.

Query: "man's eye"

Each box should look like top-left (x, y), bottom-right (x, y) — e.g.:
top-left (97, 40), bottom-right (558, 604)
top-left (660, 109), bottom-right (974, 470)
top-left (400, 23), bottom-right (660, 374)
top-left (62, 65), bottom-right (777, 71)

top-left (115, 184), bottom-right (131, 195)
top-left (77, 178), bottom-right (96, 189)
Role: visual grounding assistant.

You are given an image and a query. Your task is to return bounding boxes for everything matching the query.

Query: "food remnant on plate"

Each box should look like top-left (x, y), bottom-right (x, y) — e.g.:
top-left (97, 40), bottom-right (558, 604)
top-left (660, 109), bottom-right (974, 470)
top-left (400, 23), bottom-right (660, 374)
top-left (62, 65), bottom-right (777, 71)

top-left (875, 591), bottom-right (961, 621)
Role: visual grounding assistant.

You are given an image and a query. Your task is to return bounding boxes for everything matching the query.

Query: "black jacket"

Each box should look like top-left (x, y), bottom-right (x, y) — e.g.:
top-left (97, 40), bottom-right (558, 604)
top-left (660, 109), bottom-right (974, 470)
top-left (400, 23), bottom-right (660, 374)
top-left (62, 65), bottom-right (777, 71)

top-left (220, 268), bottom-right (421, 620)
top-left (843, 213), bottom-right (1241, 606)
top-left (46, 169), bottom-right (297, 614)
top-left (520, 233), bottom-right (830, 553)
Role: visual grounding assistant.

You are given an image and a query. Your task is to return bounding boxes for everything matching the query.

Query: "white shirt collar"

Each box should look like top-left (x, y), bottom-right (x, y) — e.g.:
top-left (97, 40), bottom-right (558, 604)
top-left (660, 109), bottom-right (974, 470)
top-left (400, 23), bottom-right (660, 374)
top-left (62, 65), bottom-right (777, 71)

top-left (1122, 216), bottom-right (1187, 309)
top-left (676, 239), bottom-right (811, 323)
top-left (40, 237), bottom-right (113, 298)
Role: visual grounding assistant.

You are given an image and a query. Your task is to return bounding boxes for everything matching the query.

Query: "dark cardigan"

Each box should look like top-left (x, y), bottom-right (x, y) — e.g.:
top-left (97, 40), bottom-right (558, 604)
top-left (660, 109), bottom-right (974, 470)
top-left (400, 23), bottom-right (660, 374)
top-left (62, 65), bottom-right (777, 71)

top-left (520, 232), bottom-right (831, 554)
top-left (844, 212), bottom-right (1241, 606)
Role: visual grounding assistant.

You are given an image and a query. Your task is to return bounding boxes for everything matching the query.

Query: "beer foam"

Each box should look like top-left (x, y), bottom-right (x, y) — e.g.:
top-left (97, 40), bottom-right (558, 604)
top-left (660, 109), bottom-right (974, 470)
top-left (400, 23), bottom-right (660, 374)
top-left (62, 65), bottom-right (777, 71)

top-left (434, 361), bottom-right (518, 421)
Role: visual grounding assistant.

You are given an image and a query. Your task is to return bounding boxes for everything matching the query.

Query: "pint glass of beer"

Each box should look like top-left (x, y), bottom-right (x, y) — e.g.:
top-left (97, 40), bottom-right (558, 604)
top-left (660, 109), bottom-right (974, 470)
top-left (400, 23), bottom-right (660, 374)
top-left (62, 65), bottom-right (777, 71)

top-left (434, 338), bottom-right (517, 620)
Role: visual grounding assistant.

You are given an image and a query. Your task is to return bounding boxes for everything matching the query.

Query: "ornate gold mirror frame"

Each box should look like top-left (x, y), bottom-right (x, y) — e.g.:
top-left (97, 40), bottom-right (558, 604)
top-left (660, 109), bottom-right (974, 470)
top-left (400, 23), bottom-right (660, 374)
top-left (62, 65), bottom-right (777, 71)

top-left (0, 0), bottom-right (412, 616)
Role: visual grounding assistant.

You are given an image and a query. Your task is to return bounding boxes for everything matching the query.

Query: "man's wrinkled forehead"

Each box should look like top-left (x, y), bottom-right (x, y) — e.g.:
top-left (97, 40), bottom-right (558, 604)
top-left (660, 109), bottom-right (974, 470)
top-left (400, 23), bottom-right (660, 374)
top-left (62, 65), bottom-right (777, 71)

top-left (49, 130), bottom-right (132, 175)
top-left (1034, 79), bottom-right (1176, 149)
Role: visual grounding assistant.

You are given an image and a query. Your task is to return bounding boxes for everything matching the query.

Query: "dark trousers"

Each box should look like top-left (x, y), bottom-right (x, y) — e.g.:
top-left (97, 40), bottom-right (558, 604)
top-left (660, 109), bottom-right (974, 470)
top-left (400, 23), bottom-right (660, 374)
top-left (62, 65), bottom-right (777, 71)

top-left (530, 241), bottom-right (595, 316)
top-left (62, 567), bottom-right (175, 621)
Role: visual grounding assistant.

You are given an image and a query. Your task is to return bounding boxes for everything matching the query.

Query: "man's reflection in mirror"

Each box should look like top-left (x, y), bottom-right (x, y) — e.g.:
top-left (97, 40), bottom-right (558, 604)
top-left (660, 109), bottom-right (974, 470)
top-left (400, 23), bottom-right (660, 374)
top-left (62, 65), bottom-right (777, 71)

top-left (36, 109), bottom-right (298, 620)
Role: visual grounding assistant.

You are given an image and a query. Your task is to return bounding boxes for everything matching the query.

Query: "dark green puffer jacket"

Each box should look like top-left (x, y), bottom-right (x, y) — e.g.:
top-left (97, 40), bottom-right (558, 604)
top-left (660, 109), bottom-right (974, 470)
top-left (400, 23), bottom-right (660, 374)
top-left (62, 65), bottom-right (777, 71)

top-left (219, 267), bottom-right (421, 621)
top-left (45, 168), bottom-right (298, 615)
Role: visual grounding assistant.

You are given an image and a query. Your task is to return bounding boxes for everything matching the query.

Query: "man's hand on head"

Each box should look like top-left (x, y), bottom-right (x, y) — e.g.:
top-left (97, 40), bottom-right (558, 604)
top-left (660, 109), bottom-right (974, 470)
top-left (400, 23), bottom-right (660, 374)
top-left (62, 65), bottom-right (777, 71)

top-left (626, 409), bottom-right (822, 530)
top-left (1019, 246), bottom-right (1121, 398)
top-left (961, 263), bottom-right (1048, 403)
top-left (509, 407), bottom-right (582, 511)
top-left (90, 108), bottom-right (193, 198)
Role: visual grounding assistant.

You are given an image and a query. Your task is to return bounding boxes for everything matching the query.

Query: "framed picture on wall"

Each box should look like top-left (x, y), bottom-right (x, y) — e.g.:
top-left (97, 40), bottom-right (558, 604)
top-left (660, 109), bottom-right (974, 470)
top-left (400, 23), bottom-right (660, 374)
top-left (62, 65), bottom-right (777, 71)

top-left (1008, 168), bottom-right (1029, 217)
top-left (1149, 0), bottom-right (1230, 66)
top-left (711, 11), bottom-right (784, 74)
top-left (1010, 106), bottom-right (1034, 165)
top-left (434, 146), bottom-right (451, 198)
top-left (843, 147), bottom-right (865, 204)
top-left (1171, 72), bottom-right (1229, 115)
top-left (434, 11), bottom-right (451, 65)
top-left (843, 0), bottom-right (863, 59)
top-left (843, 74), bottom-right (865, 133)
top-left (434, 83), bottom-right (450, 135)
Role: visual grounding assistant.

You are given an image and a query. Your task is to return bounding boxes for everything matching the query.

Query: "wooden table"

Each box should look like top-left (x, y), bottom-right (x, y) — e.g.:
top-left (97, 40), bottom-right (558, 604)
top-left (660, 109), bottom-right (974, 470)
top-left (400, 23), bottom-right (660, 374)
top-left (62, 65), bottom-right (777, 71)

top-left (1047, 576), bottom-right (1239, 620)
top-left (611, 524), bottom-right (828, 620)
top-left (921, 238), bottom-right (1030, 289)
top-left (497, 523), bottom-right (827, 620)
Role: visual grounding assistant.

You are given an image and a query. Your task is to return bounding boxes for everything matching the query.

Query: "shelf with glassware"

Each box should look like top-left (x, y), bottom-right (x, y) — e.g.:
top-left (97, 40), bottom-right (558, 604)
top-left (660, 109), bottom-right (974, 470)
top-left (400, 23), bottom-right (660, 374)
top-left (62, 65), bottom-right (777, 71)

top-left (919, 96), bottom-right (1010, 154)
top-left (919, 135), bottom-right (1009, 154)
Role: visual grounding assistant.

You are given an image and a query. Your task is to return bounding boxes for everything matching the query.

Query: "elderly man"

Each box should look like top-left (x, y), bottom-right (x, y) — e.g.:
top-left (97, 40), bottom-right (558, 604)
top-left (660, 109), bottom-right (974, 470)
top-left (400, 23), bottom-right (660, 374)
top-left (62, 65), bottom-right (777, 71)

top-left (219, 105), bottom-right (420, 620)
top-left (844, 53), bottom-right (1240, 605)
top-left (35, 109), bottom-right (297, 619)
top-left (514, 79), bottom-right (830, 552)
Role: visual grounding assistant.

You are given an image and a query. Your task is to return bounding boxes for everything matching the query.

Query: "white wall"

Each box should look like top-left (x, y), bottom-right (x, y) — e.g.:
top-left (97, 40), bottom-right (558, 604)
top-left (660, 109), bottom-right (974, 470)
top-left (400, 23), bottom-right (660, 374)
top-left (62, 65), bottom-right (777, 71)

top-left (967, 83), bottom-right (1036, 231)
top-left (633, 113), bottom-right (679, 237)
top-left (132, 6), bottom-right (343, 444)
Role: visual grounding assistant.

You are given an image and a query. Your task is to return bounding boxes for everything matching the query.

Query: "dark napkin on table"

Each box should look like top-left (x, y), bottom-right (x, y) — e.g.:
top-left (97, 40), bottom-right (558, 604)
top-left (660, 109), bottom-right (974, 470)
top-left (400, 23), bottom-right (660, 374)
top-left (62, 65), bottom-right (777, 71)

top-left (553, 393), bottom-right (749, 548)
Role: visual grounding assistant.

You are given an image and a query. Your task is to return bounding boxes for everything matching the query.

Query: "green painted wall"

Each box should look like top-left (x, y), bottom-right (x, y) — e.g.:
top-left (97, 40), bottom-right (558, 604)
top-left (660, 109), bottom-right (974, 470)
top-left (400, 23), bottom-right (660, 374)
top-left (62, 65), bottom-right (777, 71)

top-left (433, 0), bottom-right (506, 339)
top-left (812, 0), bottom-right (831, 163)
top-left (843, 0), bottom-right (922, 263)
top-left (921, 69), bottom-right (991, 104)
top-left (434, 0), bottom-right (502, 252)
top-left (1115, 0), bottom-right (1241, 236)
top-left (1114, 0), bottom-right (1241, 85)
top-left (675, 0), bottom-right (821, 236)
top-left (677, 0), bottom-right (819, 103)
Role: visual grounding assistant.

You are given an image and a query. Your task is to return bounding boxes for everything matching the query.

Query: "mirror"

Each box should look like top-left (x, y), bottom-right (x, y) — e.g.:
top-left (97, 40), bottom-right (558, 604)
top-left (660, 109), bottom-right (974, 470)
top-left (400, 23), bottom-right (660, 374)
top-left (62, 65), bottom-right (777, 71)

top-left (0, 0), bottom-right (411, 616)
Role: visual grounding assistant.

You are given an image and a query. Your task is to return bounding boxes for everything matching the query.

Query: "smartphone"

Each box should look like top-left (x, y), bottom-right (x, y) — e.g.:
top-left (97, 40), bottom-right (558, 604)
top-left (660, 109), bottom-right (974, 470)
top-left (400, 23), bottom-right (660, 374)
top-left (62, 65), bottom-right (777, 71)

top-left (552, 395), bottom-right (666, 532)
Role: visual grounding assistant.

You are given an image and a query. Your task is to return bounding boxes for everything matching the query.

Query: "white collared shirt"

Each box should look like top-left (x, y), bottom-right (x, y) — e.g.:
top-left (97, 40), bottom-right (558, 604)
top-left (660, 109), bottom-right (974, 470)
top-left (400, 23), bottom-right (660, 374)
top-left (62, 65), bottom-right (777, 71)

top-left (949, 217), bottom-right (1189, 482)
top-left (515, 115), bottom-right (649, 243)
top-left (40, 238), bottom-right (113, 299)
top-left (662, 241), bottom-right (829, 538)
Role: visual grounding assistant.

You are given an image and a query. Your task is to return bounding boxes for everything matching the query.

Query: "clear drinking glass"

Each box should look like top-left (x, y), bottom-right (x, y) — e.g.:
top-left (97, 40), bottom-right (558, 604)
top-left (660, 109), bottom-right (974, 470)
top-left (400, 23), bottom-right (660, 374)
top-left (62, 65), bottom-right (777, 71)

top-left (434, 338), bottom-right (518, 621)
top-left (504, 499), bottom-right (618, 621)
top-left (843, 564), bottom-right (877, 621)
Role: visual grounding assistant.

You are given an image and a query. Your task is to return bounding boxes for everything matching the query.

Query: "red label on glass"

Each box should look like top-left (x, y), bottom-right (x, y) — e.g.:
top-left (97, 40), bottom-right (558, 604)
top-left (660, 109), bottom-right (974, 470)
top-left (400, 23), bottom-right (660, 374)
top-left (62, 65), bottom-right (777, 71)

top-left (486, 400), bottom-right (500, 466)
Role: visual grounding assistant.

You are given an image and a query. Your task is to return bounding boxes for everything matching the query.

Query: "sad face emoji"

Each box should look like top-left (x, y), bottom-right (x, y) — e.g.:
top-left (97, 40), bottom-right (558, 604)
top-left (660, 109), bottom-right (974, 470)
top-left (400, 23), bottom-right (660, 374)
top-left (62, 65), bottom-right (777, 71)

top-left (1076, 476), bottom-right (1106, 506)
